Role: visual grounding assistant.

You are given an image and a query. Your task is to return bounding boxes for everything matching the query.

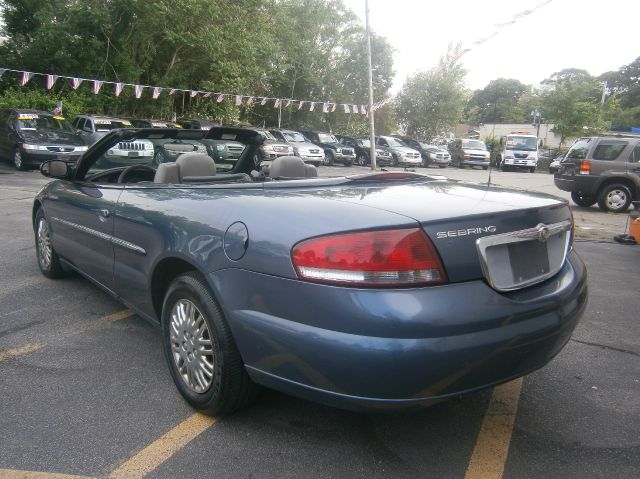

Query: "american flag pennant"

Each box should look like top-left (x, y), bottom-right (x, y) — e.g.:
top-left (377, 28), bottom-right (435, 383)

top-left (203, 92), bottom-right (212, 98)
top-left (152, 87), bottom-right (162, 99)
top-left (260, 97), bottom-right (268, 106)
top-left (351, 105), bottom-right (359, 114)
top-left (216, 93), bottom-right (225, 103)
top-left (71, 77), bottom-right (82, 90)
top-left (247, 96), bottom-right (254, 106)
top-left (331, 103), bottom-right (337, 113)
top-left (114, 83), bottom-right (124, 97)
top-left (322, 102), bottom-right (329, 113)
top-left (168, 89), bottom-right (176, 95)
top-left (190, 90), bottom-right (198, 98)
top-left (135, 85), bottom-right (144, 99)
top-left (45, 75), bottom-right (58, 90)
top-left (54, 100), bottom-right (63, 115)
top-left (20, 72), bottom-right (34, 86)
top-left (360, 105), bottom-right (367, 115)
top-left (285, 100), bottom-right (291, 108)
top-left (343, 104), bottom-right (350, 114)
top-left (235, 95), bottom-right (243, 106)
top-left (309, 102), bottom-right (315, 112)
top-left (298, 101), bottom-right (304, 110)
top-left (273, 98), bottom-right (281, 108)
top-left (92, 80), bottom-right (103, 95)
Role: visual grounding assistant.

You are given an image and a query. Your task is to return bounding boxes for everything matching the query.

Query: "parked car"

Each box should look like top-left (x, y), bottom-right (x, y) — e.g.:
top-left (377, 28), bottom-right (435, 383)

top-left (554, 136), bottom-right (640, 212)
top-left (33, 126), bottom-right (587, 416)
top-left (130, 119), bottom-right (183, 129)
top-left (255, 129), bottom-right (294, 163)
top-left (375, 136), bottom-right (422, 167)
top-left (178, 119), bottom-right (220, 131)
top-left (449, 138), bottom-right (491, 169)
top-left (335, 135), bottom-right (393, 166)
top-left (398, 137), bottom-right (451, 168)
top-left (269, 129), bottom-right (325, 166)
top-left (548, 155), bottom-right (564, 174)
top-left (72, 115), bottom-right (133, 146)
top-left (0, 109), bottom-right (87, 170)
top-left (298, 130), bottom-right (356, 166)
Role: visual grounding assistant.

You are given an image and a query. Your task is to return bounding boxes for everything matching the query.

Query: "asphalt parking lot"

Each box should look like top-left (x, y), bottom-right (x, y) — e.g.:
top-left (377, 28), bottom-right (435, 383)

top-left (1, 165), bottom-right (638, 479)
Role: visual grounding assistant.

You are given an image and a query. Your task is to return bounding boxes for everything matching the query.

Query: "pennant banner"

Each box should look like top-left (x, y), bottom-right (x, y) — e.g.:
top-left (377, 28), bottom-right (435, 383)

top-left (135, 84), bottom-right (144, 99)
top-left (21, 72), bottom-right (34, 86)
top-left (322, 102), bottom-right (329, 113)
top-left (190, 90), bottom-right (198, 98)
top-left (331, 103), bottom-right (337, 113)
top-left (247, 96), bottom-right (254, 106)
top-left (45, 74), bottom-right (58, 90)
top-left (285, 100), bottom-right (291, 108)
top-left (92, 80), bottom-right (103, 95)
top-left (309, 102), bottom-right (315, 112)
top-left (298, 101), bottom-right (304, 110)
top-left (71, 77), bottom-right (82, 90)
top-left (152, 87), bottom-right (162, 99)
top-left (235, 95), bottom-right (242, 106)
top-left (0, 68), bottom-right (6, 78)
top-left (168, 88), bottom-right (176, 95)
top-left (114, 82), bottom-right (124, 97)
top-left (343, 104), bottom-right (350, 114)
top-left (216, 94), bottom-right (225, 103)
top-left (260, 97), bottom-right (267, 106)
top-left (203, 92), bottom-right (212, 98)
top-left (273, 98), bottom-right (281, 108)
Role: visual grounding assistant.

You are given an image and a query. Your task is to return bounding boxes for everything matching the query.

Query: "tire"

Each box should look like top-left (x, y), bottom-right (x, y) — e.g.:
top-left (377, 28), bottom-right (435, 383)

top-left (325, 152), bottom-right (334, 166)
top-left (529, 167), bottom-right (535, 173)
top-left (13, 148), bottom-right (26, 170)
top-left (356, 153), bottom-right (368, 166)
top-left (597, 183), bottom-right (632, 213)
top-left (161, 272), bottom-right (258, 416)
top-left (571, 191), bottom-right (596, 207)
top-left (500, 164), bottom-right (509, 172)
top-left (344, 160), bottom-right (353, 167)
top-left (153, 151), bottom-right (163, 167)
top-left (34, 208), bottom-right (66, 278)
top-left (438, 165), bottom-right (447, 168)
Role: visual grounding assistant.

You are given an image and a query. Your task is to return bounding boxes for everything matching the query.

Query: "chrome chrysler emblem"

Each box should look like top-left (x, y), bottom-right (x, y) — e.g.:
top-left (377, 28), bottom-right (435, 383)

top-left (537, 225), bottom-right (551, 242)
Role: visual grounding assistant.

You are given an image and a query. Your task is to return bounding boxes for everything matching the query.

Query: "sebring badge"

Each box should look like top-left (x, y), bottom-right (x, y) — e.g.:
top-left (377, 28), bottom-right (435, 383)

top-left (436, 226), bottom-right (497, 239)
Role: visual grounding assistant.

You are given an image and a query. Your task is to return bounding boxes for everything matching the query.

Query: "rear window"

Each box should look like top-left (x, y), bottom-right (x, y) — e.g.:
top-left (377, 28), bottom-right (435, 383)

top-left (566, 138), bottom-right (592, 160)
top-left (592, 140), bottom-right (628, 161)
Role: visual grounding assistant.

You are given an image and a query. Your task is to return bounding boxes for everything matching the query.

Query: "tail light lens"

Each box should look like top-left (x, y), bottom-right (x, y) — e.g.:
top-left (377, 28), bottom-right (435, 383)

top-left (579, 160), bottom-right (591, 175)
top-left (292, 228), bottom-right (447, 287)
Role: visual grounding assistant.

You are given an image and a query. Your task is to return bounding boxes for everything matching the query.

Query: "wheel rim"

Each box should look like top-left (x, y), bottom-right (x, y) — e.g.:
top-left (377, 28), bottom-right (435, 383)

top-left (14, 151), bottom-right (22, 168)
top-left (37, 218), bottom-right (52, 270)
top-left (357, 155), bottom-right (365, 166)
top-left (606, 189), bottom-right (628, 210)
top-left (169, 299), bottom-right (215, 393)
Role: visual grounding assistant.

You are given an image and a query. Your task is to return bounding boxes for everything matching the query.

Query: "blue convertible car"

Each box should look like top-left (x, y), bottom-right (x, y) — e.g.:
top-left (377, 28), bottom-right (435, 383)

top-left (33, 126), bottom-right (588, 415)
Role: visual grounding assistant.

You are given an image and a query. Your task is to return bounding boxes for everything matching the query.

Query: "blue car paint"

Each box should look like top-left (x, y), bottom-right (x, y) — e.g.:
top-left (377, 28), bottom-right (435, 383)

top-left (34, 127), bottom-right (588, 412)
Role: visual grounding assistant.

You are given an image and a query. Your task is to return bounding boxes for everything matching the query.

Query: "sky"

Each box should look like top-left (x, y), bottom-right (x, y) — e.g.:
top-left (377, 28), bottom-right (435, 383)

top-left (343, 0), bottom-right (640, 92)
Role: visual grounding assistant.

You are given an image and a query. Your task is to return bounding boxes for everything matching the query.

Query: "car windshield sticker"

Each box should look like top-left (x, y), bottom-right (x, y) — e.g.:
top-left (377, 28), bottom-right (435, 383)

top-left (95, 119), bottom-right (112, 125)
top-left (200, 126), bottom-right (210, 130)
top-left (152, 122), bottom-right (168, 128)
top-left (221, 134), bottom-right (237, 140)
top-left (122, 121), bottom-right (132, 126)
top-left (18, 114), bottom-right (39, 120)
top-left (53, 116), bottom-right (65, 120)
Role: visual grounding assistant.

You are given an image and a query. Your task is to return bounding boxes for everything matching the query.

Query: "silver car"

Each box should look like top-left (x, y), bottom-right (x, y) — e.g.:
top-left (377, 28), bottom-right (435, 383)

top-left (376, 136), bottom-right (422, 167)
top-left (270, 129), bottom-right (325, 166)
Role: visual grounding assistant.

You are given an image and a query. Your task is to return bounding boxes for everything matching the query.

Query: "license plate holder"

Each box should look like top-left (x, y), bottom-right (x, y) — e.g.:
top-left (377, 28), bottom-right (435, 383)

top-left (508, 240), bottom-right (550, 284)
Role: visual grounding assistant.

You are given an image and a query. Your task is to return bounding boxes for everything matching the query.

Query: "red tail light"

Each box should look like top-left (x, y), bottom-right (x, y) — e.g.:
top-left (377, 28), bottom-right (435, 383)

top-left (291, 228), bottom-right (447, 287)
top-left (579, 160), bottom-right (591, 175)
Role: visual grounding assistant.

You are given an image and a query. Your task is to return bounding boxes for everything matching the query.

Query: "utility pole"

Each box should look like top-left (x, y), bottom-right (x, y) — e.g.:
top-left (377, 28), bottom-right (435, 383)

top-left (278, 102), bottom-right (282, 128)
top-left (365, 0), bottom-right (376, 170)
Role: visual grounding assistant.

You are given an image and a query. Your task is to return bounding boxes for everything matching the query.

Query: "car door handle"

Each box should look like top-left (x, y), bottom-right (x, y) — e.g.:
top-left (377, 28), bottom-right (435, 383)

top-left (98, 208), bottom-right (111, 218)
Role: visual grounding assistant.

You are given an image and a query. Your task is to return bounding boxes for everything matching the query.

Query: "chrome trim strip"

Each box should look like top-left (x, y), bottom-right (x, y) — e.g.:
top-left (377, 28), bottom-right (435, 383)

top-left (476, 220), bottom-right (572, 292)
top-left (52, 217), bottom-right (147, 256)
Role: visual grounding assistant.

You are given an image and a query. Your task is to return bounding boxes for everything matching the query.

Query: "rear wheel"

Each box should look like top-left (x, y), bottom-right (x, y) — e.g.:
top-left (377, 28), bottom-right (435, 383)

top-left (571, 191), bottom-right (596, 207)
top-left (34, 208), bottom-right (66, 278)
top-left (356, 153), bottom-right (368, 166)
top-left (501, 164), bottom-right (509, 172)
top-left (161, 272), bottom-right (258, 416)
top-left (529, 167), bottom-right (535, 173)
top-left (14, 148), bottom-right (26, 170)
top-left (597, 183), bottom-right (632, 213)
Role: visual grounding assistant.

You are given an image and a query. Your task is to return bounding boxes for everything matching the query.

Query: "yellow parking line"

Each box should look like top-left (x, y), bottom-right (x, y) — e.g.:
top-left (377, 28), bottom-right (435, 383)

top-left (464, 378), bottom-right (523, 479)
top-left (0, 469), bottom-right (94, 479)
top-left (109, 413), bottom-right (217, 479)
top-left (0, 343), bottom-right (46, 363)
top-left (100, 309), bottom-right (135, 323)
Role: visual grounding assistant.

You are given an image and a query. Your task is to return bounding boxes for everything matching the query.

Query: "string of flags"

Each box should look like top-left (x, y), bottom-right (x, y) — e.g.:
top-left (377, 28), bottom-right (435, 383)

top-left (0, 67), bottom-right (393, 115)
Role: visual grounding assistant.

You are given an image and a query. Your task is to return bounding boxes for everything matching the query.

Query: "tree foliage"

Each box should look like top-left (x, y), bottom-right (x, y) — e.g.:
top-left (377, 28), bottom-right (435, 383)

top-left (465, 78), bottom-right (530, 124)
top-left (0, 0), bottom-right (394, 131)
top-left (396, 44), bottom-right (467, 140)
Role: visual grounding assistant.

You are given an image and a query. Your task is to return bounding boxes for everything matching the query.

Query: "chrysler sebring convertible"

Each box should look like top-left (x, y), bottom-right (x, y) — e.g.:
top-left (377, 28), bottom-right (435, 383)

top-left (32, 126), bottom-right (588, 416)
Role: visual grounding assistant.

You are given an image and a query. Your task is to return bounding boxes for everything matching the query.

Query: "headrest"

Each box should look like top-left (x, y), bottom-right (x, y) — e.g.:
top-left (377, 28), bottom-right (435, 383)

top-left (176, 153), bottom-right (217, 177)
top-left (270, 156), bottom-right (307, 178)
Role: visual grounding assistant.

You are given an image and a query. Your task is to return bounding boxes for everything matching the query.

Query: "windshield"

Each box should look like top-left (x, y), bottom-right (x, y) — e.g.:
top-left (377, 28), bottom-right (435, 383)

top-left (420, 142), bottom-right (437, 149)
top-left (506, 136), bottom-right (537, 151)
top-left (94, 119), bottom-right (132, 131)
top-left (462, 140), bottom-right (487, 150)
top-left (358, 139), bottom-right (371, 147)
top-left (17, 114), bottom-right (74, 132)
top-left (283, 132), bottom-right (307, 142)
top-left (318, 133), bottom-right (338, 143)
top-left (385, 137), bottom-right (406, 147)
top-left (260, 130), bottom-right (277, 141)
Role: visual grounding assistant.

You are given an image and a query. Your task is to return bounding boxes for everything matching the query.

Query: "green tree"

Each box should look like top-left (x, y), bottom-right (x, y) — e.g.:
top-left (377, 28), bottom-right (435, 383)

top-left (396, 43), bottom-right (467, 140)
top-left (465, 78), bottom-right (529, 124)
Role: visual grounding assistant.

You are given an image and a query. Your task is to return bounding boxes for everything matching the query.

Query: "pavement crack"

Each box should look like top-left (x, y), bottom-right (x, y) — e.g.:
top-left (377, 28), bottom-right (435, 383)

top-left (570, 338), bottom-right (640, 358)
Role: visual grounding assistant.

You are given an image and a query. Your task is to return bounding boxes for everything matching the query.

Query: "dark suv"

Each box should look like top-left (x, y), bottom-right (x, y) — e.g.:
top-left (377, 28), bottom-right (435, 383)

top-left (298, 130), bottom-right (355, 166)
top-left (554, 136), bottom-right (640, 212)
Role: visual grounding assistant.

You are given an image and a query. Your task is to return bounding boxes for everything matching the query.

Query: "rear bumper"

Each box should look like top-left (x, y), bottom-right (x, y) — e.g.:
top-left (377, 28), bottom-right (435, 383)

top-left (464, 159), bottom-right (490, 167)
top-left (211, 250), bottom-right (588, 412)
top-left (554, 175), bottom-right (598, 195)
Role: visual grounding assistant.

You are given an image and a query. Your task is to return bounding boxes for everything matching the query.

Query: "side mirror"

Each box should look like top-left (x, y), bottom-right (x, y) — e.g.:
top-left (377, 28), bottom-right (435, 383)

top-left (40, 160), bottom-right (70, 179)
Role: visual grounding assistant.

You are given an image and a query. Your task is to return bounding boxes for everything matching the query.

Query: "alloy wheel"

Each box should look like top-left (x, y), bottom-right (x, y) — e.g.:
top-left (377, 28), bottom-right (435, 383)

top-left (37, 218), bottom-right (52, 270)
top-left (169, 299), bottom-right (215, 393)
top-left (605, 188), bottom-right (628, 210)
top-left (14, 150), bottom-right (23, 169)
